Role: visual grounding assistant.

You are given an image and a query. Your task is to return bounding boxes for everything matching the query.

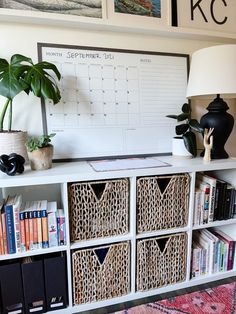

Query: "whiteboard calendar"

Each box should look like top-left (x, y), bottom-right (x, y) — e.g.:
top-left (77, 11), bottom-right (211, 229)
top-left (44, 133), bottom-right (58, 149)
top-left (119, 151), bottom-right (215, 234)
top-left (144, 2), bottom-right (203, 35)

top-left (38, 43), bottom-right (189, 160)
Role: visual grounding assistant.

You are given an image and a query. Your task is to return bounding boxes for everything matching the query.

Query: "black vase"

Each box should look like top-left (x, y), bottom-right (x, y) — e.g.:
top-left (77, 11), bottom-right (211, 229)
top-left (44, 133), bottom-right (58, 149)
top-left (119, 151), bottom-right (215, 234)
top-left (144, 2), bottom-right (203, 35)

top-left (200, 95), bottom-right (234, 159)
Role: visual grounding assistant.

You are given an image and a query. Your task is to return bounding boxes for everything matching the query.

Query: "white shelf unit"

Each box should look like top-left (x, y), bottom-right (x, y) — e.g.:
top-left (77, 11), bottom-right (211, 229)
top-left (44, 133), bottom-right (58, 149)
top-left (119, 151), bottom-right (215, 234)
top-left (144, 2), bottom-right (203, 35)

top-left (1, 156), bottom-right (236, 313)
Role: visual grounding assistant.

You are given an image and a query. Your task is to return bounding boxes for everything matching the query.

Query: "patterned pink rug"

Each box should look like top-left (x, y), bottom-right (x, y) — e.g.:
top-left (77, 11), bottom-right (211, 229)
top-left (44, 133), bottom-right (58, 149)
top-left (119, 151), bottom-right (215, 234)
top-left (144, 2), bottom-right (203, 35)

top-left (113, 281), bottom-right (236, 314)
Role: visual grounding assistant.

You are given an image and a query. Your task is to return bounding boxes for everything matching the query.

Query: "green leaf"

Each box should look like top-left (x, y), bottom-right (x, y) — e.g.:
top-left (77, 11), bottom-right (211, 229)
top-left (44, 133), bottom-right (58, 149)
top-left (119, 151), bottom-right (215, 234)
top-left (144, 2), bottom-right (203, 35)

top-left (23, 62), bottom-right (61, 104)
top-left (176, 123), bottom-right (189, 135)
top-left (181, 102), bottom-right (191, 114)
top-left (177, 113), bottom-right (189, 122)
top-left (183, 131), bottom-right (197, 157)
top-left (189, 119), bottom-right (204, 134)
top-left (11, 54), bottom-right (33, 66)
top-left (166, 114), bottom-right (178, 119)
top-left (26, 133), bottom-right (56, 152)
top-left (0, 55), bottom-right (30, 99)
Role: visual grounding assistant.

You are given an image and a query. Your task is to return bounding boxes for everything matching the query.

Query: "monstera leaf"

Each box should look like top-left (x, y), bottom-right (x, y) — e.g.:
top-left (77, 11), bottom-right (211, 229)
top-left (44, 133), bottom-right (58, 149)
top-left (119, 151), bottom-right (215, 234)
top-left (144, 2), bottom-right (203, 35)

top-left (0, 54), bottom-right (31, 100)
top-left (23, 61), bottom-right (61, 104)
top-left (0, 53), bottom-right (61, 131)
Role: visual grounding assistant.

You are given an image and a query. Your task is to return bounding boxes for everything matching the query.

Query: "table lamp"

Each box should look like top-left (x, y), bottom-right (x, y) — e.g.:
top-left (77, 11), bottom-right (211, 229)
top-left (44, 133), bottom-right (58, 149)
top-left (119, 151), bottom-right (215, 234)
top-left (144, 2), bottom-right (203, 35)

top-left (186, 44), bottom-right (236, 159)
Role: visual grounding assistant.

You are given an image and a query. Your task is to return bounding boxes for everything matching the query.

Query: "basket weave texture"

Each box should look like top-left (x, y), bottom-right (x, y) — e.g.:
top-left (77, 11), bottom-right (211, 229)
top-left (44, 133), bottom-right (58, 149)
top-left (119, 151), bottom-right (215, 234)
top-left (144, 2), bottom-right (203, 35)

top-left (136, 233), bottom-right (187, 291)
top-left (137, 174), bottom-right (190, 233)
top-left (72, 241), bottom-right (130, 304)
top-left (68, 178), bottom-right (129, 241)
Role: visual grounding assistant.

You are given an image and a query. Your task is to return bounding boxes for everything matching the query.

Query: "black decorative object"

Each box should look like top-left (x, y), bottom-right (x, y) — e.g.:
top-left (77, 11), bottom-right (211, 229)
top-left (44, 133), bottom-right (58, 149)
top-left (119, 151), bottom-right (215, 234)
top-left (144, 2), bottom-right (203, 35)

top-left (186, 45), bottom-right (236, 159)
top-left (0, 153), bottom-right (25, 176)
top-left (200, 95), bottom-right (234, 159)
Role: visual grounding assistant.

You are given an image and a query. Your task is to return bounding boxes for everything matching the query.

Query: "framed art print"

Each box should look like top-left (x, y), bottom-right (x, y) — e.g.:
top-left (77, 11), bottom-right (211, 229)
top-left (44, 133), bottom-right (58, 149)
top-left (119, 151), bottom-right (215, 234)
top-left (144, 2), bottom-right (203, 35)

top-left (0, 0), bottom-right (107, 24)
top-left (107, 0), bottom-right (171, 27)
top-left (176, 0), bottom-right (236, 33)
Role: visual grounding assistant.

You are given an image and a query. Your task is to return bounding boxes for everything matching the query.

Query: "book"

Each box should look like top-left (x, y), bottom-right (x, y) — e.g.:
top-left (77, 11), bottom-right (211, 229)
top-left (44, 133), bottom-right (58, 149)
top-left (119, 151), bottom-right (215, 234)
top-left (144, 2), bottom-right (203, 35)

top-left (47, 201), bottom-right (58, 247)
top-left (23, 202), bottom-right (31, 251)
top-left (197, 173), bottom-right (217, 223)
top-left (193, 189), bottom-right (203, 225)
top-left (193, 231), bottom-right (209, 275)
top-left (4, 195), bottom-right (22, 254)
top-left (191, 241), bottom-right (201, 278)
top-left (39, 200), bottom-right (49, 249)
top-left (212, 228), bottom-right (235, 271)
top-left (19, 204), bottom-right (26, 252)
top-left (223, 185), bottom-right (235, 219)
top-left (1, 208), bottom-right (8, 254)
top-left (35, 201), bottom-right (43, 249)
top-left (24, 201), bottom-right (34, 251)
top-left (196, 180), bottom-right (210, 224)
top-left (213, 178), bottom-right (227, 221)
top-left (0, 199), bottom-right (5, 255)
top-left (201, 229), bottom-right (219, 274)
top-left (56, 209), bottom-right (66, 246)
top-left (4, 196), bottom-right (16, 254)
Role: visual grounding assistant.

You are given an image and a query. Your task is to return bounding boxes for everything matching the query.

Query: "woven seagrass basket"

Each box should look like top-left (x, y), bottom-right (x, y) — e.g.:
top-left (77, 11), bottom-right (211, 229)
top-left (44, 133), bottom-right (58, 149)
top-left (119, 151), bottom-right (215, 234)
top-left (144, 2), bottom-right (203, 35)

top-left (136, 233), bottom-right (187, 291)
top-left (68, 178), bottom-right (129, 242)
top-left (137, 174), bottom-right (190, 233)
top-left (72, 241), bottom-right (130, 304)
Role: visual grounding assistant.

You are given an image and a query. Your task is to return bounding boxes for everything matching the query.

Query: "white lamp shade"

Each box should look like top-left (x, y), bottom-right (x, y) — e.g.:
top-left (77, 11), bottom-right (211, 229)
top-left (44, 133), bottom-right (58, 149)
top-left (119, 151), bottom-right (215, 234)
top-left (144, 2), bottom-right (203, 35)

top-left (186, 44), bottom-right (236, 99)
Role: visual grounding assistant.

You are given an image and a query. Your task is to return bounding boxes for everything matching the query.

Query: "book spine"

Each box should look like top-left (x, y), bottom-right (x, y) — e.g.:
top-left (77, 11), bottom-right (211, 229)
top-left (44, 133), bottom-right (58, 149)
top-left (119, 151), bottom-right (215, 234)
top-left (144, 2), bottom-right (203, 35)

top-left (37, 210), bottom-right (42, 249)
top-left (194, 191), bottom-right (201, 225)
top-left (48, 212), bottom-right (58, 247)
top-left (200, 247), bottom-right (207, 275)
top-left (57, 215), bottom-right (66, 245)
top-left (28, 210), bottom-right (34, 250)
top-left (24, 211), bottom-right (30, 251)
top-left (223, 241), bottom-right (229, 271)
top-left (203, 187), bottom-right (210, 224)
top-left (19, 211), bottom-right (26, 252)
top-left (5, 205), bottom-right (16, 254)
top-left (220, 241), bottom-right (224, 272)
top-left (214, 240), bottom-right (219, 273)
top-left (13, 204), bottom-right (21, 253)
top-left (41, 209), bottom-right (49, 248)
top-left (191, 247), bottom-right (200, 278)
top-left (219, 183), bottom-right (227, 220)
top-left (227, 241), bottom-right (234, 270)
top-left (33, 210), bottom-right (38, 249)
top-left (209, 185), bottom-right (216, 222)
top-left (0, 215), bottom-right (4, 255)
top-left (1, 213), bottom-right (8, 254)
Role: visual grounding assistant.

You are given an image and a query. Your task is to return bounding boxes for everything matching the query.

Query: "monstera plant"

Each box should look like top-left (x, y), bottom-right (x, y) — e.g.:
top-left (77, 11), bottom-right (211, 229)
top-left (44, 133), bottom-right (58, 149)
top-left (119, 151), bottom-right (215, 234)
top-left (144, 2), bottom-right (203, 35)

top-left (0, 54), bottom-right (61, 160)
top-left (0, 54), bottom-right (61, 131)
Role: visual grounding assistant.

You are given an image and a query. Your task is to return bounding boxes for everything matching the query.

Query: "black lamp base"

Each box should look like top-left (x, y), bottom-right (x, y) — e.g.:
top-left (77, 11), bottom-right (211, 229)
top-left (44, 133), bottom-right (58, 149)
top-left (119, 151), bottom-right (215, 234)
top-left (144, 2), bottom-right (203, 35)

top-left (200, 95), bottom-right (234, 159)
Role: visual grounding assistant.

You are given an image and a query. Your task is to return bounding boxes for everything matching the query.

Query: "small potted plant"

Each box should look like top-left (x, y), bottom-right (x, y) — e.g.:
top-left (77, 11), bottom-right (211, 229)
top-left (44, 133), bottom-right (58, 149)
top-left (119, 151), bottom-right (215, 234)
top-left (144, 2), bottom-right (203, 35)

top-left (0, 54), bottom-right (61, 160)
top-left (26, 133), bottom-right (55, 170)
top-left (166, 103), bottom-right (203, 158)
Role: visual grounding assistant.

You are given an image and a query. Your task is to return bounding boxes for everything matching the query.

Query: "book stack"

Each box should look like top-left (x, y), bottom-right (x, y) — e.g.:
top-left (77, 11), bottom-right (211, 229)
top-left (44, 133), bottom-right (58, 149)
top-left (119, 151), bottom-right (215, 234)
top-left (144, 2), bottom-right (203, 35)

top-left (0, 195), bottom-right (66, 255)
top-left (193, 173), bottom-right (236, 225)
top-left (191, 228), bottom-right (235, 278)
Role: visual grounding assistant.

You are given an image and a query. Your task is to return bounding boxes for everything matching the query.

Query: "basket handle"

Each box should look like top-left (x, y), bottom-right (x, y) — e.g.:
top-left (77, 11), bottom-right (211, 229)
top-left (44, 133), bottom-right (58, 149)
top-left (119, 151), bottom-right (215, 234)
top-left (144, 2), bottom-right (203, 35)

top-left (90, 182), bottom-right (107, 202)
top-left (154, 237), bottom-right (171, 255)
top-left (94, 247), bottom-right (110, 266)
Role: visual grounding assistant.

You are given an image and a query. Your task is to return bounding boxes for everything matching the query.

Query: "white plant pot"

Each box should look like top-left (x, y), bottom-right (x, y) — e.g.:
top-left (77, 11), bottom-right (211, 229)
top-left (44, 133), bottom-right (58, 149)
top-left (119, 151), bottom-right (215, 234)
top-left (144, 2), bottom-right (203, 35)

top-left (0, 131), bottom-right (28, 161)
top-left (172, 137), bottom-right (193, 158)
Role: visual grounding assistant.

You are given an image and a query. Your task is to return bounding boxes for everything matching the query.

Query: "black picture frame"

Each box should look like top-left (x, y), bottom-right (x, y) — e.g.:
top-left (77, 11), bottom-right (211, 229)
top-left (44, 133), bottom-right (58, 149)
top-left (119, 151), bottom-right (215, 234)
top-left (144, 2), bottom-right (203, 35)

top-left (172, 0), bottom-right (178, 26)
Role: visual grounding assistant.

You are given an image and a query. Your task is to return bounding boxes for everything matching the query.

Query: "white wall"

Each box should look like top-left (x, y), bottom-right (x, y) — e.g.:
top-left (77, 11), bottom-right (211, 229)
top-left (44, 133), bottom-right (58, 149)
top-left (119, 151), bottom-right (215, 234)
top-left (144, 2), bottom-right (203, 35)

top-left (1, 20), bottom-right (236, 155)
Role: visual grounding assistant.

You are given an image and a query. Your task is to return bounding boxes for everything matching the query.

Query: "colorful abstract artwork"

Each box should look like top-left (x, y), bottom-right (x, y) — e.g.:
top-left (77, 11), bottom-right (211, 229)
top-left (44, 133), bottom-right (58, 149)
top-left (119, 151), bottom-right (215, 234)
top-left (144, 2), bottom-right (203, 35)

top-left (114, 0), bottom-right (161, 18)
top-left (0, 0), bottom-right (102, 18)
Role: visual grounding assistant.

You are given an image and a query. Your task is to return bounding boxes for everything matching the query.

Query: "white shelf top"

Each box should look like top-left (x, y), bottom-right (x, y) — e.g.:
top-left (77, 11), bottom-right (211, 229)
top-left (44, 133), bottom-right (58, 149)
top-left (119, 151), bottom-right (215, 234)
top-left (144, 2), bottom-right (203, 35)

top-left (1, 156), bottom-right (236, 188)
top-left (0, 9), bottom-right (236, 43)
